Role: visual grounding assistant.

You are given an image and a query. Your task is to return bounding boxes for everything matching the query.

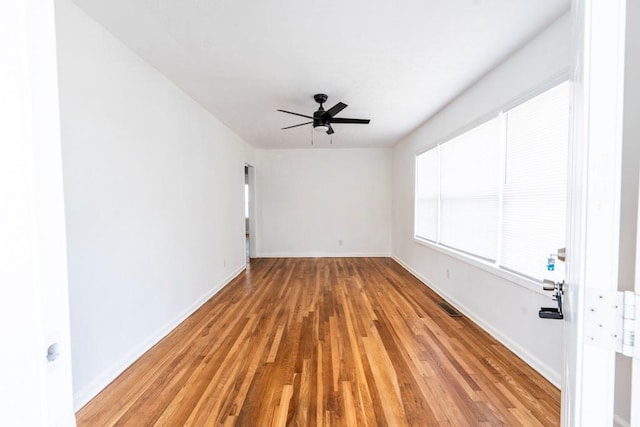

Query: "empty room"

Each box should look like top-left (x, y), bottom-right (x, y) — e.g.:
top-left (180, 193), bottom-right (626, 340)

top-left (3, 0), bottom-right (640, 426)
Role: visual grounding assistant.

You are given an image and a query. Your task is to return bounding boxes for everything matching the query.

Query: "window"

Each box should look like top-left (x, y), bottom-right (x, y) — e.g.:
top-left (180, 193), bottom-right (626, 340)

top-left (500, 83), bottom-right (569, 281)
top-left (415, 148), bottom-right (439, 242)
top-left (415, 81), bottom-right (570, 282)
top-left (439, 118), bottom-right (501, 261)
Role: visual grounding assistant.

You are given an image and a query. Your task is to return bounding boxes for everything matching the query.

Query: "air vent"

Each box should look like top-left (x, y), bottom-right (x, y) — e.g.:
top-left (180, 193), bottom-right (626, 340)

top-left (437, 302), bottom-right (462, 317)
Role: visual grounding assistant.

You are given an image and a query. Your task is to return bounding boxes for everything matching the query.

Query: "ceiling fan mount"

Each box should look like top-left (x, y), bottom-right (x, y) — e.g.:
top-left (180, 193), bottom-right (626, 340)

top-left (278, 94), bottom-right (370, 135)
top-left (313, 93), bottom-right (328, 105)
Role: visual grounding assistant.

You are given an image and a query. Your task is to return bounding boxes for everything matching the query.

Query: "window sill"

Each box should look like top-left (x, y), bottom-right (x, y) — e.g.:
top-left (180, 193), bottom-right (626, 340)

top-left (413, 237), bottom-right (548, 296)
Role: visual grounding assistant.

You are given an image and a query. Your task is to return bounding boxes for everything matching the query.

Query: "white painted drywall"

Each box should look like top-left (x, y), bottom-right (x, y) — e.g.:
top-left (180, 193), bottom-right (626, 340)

top-left (55, 0), bottom-right (254, 409)
top-left (391, 13), bottom-right (571, 386)
top-left (255, 148), bottom-right (392, 257)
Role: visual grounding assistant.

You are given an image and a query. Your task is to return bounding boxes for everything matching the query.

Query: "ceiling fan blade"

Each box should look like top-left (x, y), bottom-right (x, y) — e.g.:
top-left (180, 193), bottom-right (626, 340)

top-left (322, 102), bottom-right (347, 119)
top-left (277, 109), bottom-right (313, 119)
top-left (326, 125), bottom-right (334, 135)
top-left (329, 118), bottom-right (370, 124)
top-left (282, 121), bottom-right (313, 130)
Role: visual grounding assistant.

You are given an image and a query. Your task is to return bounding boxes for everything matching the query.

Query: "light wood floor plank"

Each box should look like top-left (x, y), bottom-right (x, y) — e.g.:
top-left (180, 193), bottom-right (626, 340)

top-left (76, 257), bottom-right (560, 426)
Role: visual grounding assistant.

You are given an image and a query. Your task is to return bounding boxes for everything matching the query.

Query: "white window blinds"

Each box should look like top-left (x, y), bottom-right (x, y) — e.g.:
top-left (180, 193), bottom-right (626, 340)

top-left (500, 82), bottom-right (570, 281)
top-left (415, 148), bottom-right (439, 242)
top-left (440, 118), bottom-right (501, 260)
top-left (414, 81), bottom-right (569, 282)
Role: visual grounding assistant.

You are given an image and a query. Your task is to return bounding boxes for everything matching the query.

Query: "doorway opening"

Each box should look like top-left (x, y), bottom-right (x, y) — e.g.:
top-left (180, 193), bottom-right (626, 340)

top-left (244, 164), bottom-right (256, 263)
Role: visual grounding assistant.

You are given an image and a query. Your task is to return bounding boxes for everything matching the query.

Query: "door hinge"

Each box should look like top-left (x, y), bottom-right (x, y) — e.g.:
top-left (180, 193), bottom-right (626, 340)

top-left (585, 289), bottom-right (639, 359)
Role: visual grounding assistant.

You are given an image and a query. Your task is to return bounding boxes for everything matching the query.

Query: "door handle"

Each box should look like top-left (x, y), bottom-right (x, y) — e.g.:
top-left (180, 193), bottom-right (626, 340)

top-left (539, 280), bottom-right (565, 320)
top-left (542, 278), bottom-right (556, 291)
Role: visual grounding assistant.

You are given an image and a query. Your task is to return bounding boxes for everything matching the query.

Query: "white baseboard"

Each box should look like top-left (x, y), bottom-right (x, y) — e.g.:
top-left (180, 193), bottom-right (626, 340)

top-left (255, 252), bottom-right (391, 258)
top-left (391, 255), bottom-right (562, 389)
top-left (73, 264), bottom-right (246, 411)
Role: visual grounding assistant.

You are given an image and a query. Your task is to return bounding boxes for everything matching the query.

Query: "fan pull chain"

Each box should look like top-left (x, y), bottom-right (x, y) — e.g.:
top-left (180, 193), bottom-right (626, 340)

top-left (330, 134), bottom-right (333, 144)
top-left (310, 125), bottom-right (314, 145)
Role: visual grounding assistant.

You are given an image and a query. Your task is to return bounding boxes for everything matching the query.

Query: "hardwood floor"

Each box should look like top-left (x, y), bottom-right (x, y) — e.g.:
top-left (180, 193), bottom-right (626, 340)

top-left (76, 258), bottom-right (560, 426)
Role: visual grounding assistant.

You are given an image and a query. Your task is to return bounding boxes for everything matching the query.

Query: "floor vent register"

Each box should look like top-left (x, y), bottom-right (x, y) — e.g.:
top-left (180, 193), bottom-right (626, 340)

top-left (437, 301), bottom-right (463, 317)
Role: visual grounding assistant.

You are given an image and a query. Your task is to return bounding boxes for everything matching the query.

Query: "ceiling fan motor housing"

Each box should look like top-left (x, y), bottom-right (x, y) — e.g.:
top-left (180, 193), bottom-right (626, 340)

top-left (313, 110), bottom-right (330, 128)
top-left (312, 94), bottom-right (329, 129)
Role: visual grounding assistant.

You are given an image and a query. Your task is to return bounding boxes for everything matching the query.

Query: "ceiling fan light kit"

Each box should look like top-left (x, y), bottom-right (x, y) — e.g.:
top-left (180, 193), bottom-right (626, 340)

top-left (278, 94), bottom-right (370, 139)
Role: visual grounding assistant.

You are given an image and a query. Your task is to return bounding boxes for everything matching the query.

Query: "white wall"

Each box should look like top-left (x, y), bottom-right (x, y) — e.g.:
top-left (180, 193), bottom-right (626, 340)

top-left (255, 148), bottom-right (392, 257)
top-left (55, 0), bottom-right (254, 409)
top-left (391, 14), bottom-right (571, 386)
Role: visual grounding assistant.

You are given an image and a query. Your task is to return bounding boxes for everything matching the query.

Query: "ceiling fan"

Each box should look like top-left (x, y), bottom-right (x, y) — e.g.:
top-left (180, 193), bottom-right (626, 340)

top-left (278, 94), bottom-right (370, 135)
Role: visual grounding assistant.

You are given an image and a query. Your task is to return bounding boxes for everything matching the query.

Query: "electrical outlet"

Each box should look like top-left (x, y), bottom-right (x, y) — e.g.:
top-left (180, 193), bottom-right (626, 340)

top-left (338, 240), bottom-right (343, 246)
top-left (446, 269), bottom-right (450, 279)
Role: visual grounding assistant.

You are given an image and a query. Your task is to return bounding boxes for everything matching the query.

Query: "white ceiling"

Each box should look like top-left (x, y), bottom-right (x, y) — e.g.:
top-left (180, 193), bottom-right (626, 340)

top-left (70, 0), bottom-right (570, 149)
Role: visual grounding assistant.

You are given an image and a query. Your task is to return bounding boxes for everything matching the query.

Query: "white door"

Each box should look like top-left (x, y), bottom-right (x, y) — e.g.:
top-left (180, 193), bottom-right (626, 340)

top-left (0, 0), bottom-right (76, 425)
top-left (563, 0), bottom-right (628, 425)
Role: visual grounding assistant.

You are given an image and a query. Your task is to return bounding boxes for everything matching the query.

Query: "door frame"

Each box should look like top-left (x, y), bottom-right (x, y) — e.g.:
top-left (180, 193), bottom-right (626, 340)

top-left (0, 0), bottom-right (76, 424)
top-left (563, 0), bottom-right (627, 425)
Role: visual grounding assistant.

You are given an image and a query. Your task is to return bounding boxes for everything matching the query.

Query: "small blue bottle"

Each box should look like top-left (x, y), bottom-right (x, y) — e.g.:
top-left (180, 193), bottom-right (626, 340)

top-left (547, 255), bottom-right (555, 271)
